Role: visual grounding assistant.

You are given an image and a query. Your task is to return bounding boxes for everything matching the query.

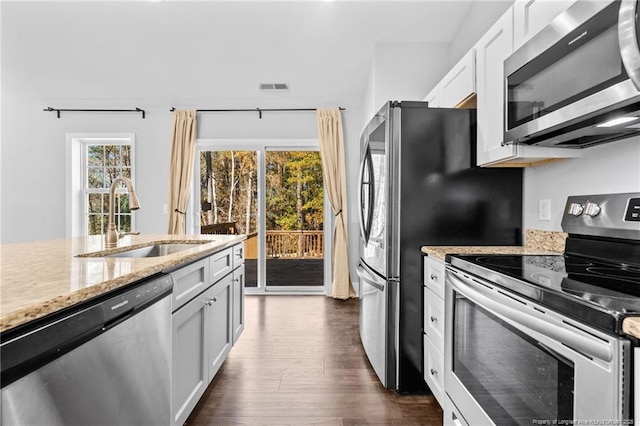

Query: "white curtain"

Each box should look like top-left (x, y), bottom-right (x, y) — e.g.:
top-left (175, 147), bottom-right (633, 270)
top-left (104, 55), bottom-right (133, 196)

top-left (167, 110), bottom-right (197, 234)
top-left (317, 108), bottom-right (355, 299)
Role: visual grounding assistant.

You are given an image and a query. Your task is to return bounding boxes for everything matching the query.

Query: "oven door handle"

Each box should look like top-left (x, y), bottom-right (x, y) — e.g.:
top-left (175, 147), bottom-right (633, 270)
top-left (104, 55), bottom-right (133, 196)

top-left (447, 270), bottom-right (613, 362)
top-left (619, 0), bottom-right (640, 90)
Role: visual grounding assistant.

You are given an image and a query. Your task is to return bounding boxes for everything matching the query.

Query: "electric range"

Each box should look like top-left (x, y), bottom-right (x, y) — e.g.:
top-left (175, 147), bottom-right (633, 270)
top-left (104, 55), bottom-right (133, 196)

top-left (447, 192), bottom-right (640, 336)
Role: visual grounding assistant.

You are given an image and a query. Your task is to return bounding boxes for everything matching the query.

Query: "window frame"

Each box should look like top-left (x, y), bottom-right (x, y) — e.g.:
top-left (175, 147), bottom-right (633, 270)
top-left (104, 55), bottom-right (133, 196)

top-left (67, 133), bottom-right (136, 238)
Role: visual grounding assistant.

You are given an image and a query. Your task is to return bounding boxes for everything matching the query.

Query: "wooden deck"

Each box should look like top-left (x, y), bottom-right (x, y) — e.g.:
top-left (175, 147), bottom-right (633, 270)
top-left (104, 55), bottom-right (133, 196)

top-left (245, 258), bottom-right (324, 287)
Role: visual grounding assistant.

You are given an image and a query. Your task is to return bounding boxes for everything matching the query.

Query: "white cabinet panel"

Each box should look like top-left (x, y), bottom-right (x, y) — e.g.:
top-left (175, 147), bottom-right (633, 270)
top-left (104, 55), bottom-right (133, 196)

top-left (206, 274), bottom-right (233, 382)
top-left (441, 50), bottom-right (476, 108)
top-left (513, 0), bottom-right (578, 50)
top-left (423, 335), bottom-right (445, 405)
top-left (476, 6), bottom-right (515, 166)
top-left (232, 264), bottom-right (245, 345)
top-left (424, 256), bottom-right (445, 299)
top-left (424, 84), bottom-right (442, 107)
top-left (424, 287), bottom-right (445, 354)
top-left (171, 288), bottom-right (209, 426)
top-left (170, 258), bottom-right (209, 312)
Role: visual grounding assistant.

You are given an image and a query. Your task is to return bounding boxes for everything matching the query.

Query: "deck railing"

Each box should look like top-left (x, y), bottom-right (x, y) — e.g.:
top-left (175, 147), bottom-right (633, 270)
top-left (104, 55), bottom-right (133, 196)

top-left (244, 230), bottom-right (324, 259)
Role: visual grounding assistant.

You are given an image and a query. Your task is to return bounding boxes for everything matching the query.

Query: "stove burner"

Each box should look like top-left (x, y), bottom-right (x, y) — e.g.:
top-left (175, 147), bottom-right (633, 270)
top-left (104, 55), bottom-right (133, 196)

top-left (475, 256), bottom-right (525, 270)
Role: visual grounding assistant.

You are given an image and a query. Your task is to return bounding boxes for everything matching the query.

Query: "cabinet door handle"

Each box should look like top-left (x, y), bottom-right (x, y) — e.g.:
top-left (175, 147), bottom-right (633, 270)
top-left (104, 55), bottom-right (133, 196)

top-left (205, 301), bottom-right (212, 306)
top-left (430, 274), bottom-right (438, 281)
top-left (430, 368), bottom-right (438, 377)
top-left (233, 278), bottom-right (240, 282)
top-left (430, 315), bottom-right (438, 323)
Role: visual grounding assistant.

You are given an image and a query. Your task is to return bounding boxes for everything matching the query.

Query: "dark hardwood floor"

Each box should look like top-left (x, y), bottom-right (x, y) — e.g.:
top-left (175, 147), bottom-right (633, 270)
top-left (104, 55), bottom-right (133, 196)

top-left (185, 295), bottom-right (443, 425)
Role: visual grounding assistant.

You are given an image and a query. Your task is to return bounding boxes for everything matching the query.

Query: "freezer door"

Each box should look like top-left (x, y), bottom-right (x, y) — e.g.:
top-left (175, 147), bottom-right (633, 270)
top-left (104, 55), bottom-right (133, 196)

top-left (358, 105), bottom-right (390, 277)
top-left (357, 260), bottom-right (395, 388)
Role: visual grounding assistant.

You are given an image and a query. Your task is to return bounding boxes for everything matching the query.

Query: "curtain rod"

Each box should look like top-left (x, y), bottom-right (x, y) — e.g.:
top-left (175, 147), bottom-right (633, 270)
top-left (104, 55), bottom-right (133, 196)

top-left (43, 107), bottom-right (146, 119)
top-left (169, 106), bottom-right (346, 119)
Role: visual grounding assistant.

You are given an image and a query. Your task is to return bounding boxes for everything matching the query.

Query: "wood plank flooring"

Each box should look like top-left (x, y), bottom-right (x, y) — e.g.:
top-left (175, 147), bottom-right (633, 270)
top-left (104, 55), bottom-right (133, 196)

top-left (185, 295), bottom-right (443, 425)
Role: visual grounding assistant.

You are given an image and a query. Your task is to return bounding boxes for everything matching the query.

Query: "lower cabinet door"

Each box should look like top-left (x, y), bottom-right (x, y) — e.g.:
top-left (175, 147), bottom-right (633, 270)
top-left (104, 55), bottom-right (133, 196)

top-left (423, 334), bottom-right (445, 405)
top-left (206, 274), bottom-right (233, 382)
top-left (171, 291), bottom-right (210, 426)
top-left (232, 264), bottom-right (245, 345)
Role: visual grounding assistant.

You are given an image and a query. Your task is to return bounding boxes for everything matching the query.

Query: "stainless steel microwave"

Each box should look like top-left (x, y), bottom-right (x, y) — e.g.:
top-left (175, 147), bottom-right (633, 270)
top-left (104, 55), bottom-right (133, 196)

top-left (504, 0), bottom-right (640, 148)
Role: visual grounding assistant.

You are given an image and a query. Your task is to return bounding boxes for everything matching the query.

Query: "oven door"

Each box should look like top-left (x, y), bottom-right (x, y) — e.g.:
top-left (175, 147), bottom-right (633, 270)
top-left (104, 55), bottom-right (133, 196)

top-left (444, 267), bottom-right (629, 425)
top-left (504, 0), bottom-right (640, 147)
top-left (358, 106), bottom-right (389, 276)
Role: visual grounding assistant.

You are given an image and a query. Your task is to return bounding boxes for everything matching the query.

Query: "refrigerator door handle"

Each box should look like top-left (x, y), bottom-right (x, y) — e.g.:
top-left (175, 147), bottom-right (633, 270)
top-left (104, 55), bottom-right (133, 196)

top-left (358, 144), bottom-right (375, 244)
top-left (356, 261), bottom-right (386, 292)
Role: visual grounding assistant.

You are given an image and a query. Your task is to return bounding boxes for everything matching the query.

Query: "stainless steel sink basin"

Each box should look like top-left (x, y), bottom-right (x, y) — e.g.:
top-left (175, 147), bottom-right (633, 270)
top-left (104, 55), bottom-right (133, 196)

top-left (76, 240), bottom-right (212, 259)
top-left (105, 243), bottom-right (203, 258)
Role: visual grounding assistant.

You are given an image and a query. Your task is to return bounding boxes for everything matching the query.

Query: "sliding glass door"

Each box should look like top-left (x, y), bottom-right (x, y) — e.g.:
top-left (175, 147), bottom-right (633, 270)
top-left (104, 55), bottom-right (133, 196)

top-left (193, 140), bottom-right (330, 294)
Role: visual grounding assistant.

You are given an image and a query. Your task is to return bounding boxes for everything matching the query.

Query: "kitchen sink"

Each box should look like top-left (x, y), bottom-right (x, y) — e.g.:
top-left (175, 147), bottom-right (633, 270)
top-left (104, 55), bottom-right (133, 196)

top-left (77, 241), bottom-right (210, 258)
top-left (105, 243), bottom-right (203, 258)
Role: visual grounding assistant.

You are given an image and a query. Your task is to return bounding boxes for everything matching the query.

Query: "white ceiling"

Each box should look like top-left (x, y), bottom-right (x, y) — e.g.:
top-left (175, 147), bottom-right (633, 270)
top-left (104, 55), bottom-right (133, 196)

top-left (2, 0), bottom-right (483, 109)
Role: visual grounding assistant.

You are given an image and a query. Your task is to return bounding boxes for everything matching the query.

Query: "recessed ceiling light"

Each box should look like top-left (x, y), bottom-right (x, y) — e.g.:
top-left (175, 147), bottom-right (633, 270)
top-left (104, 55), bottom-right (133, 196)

top-left (596, 116), bottom-right (639, 127)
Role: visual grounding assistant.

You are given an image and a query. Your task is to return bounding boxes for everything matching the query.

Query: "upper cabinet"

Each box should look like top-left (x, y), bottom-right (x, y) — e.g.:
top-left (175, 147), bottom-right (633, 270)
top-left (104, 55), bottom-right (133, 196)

top-left (476, 7), bottom-right (515, 167)
top-left (513, 0), bottom-right (579, 51)
top-left (475, 5), bottom-right (580, 167)
top-left (424, 50), bottom-right (476, 109)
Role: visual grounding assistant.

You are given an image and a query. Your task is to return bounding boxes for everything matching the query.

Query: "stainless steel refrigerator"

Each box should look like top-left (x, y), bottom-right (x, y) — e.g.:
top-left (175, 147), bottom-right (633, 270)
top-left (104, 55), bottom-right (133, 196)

top-left (356, 101), bottom-right (523, 393)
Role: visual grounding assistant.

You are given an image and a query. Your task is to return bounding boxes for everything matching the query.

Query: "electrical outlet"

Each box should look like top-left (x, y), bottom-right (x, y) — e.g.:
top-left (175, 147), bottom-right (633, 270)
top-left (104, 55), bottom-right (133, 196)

top-left (163, 204), bottom-right (168, 215)
top-left (539, 199), bottom-right (551, 221)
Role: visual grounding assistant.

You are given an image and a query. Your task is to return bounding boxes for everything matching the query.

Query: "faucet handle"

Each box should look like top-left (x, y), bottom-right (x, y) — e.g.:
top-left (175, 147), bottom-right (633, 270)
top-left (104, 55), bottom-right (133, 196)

top-left (118, 231), bottom-right (140, 239)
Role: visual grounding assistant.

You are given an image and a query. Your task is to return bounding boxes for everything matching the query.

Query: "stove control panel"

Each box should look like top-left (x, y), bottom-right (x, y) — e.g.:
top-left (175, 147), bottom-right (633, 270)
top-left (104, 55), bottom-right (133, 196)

top-left (625, 198), bottom-right (640, 222)
top-left (562, 192), bottom-right (640, 240)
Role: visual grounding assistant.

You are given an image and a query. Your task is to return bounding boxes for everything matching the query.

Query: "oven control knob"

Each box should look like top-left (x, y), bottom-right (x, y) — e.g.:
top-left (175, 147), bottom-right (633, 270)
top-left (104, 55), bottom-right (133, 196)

top-left (568, 203), bottom-right (584, 216)
top-left (584, 202), bottom-right (601, 217)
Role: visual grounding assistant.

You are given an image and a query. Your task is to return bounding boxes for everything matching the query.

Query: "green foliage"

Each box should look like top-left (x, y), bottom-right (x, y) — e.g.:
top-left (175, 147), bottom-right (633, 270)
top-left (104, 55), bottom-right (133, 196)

top-left (200, 150), bottom-right (324, 233)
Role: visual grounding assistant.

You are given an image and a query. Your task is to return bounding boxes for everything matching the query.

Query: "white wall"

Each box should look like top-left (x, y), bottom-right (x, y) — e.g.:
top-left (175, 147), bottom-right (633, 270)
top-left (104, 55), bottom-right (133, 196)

top-left (448, 1), bottom-right (513, 68)
top-left (524, 138), bottom-right (640, 231)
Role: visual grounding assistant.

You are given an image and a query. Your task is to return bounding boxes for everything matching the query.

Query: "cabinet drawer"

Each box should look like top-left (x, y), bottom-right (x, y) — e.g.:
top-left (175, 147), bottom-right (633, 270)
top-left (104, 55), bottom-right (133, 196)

top-left (424, 256), bottom-right (445, 298)
top-left (171, 258), bottom-right (210, 312)
top-left (210, 247), bottom-right (233, 283)
top-left (423, 288), bottom-right (445, 353)
top-left (232, 243), bottom-right (245, 269)
top-left (423, 335), bottom-right (444, 405)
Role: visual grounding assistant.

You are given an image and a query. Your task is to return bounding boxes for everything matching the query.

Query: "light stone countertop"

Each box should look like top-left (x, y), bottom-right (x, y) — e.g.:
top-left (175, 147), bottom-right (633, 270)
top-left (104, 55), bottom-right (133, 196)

top-left (0, 234), bottom-right (246, 333)
top-left (420, 229), bottom-right (567, 261)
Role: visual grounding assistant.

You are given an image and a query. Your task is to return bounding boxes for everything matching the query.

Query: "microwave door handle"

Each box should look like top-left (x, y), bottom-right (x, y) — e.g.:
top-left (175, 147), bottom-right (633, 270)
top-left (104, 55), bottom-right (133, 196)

top-left (619, 0), bottom-right (640, 90)
top-left (447, 270), bottom-right (613, 362)
top-left (356, 262), bottom-right (385, 292)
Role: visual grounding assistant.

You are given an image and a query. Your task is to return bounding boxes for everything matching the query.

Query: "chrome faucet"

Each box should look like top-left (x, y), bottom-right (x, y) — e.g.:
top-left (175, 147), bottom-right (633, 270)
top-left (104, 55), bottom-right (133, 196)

top-left (105, 176), bottom-right (140, 249)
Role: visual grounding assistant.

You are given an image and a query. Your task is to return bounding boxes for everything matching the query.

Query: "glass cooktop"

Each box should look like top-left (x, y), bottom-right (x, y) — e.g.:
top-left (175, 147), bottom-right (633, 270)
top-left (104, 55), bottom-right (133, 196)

top-left (448, 254), bottom-right (640, 335)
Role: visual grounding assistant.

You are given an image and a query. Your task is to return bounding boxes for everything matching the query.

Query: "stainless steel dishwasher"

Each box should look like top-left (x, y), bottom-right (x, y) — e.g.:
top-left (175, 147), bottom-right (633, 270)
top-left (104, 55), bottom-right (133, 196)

top-left (1, 274), bottom-right (173, 425)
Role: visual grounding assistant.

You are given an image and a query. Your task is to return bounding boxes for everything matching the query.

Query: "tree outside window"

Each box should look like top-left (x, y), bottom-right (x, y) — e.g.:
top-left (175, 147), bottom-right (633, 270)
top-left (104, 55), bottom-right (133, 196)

top-left (85, 144), bottom-right (133, 236)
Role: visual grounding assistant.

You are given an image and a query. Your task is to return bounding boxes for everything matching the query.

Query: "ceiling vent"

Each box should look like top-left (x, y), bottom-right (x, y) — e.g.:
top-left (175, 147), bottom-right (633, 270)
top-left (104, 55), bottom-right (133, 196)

top-left (259, 83), bottom-right (289, 91)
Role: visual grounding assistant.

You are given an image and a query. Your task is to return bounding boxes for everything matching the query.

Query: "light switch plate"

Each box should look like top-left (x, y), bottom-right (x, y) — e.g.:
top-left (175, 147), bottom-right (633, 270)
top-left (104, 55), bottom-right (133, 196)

top-left (539, 199), bottom-right (551, 221)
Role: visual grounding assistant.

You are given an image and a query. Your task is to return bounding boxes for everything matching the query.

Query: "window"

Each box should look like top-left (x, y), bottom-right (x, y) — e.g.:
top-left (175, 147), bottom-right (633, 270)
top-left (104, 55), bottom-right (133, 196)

top-left (67, 134), bottom-right (135, 238)
top-left (85, 144), bottom-right (133, 235)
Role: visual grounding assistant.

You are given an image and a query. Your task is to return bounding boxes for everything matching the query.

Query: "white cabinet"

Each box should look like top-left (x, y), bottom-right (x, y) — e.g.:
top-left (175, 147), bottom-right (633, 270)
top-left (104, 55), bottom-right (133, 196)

top-left (424, 49), bottom-right (475, 109)
top-left (440, 49), bottom-right (476, 108)
top-left (171, 242), bottom-right (245, 426)
top-left (475, 5), bottom-right (580, 167)
top-left (476, 6), bottom-right (515, 167)
top-left (423, 255), bottom-right (446, 405)
top-left (232, 264), bottom-right (245, 345)
top-left (513, 0), bottom-right (578, 50)
top-left (424, 85), bottom-right (442, 108)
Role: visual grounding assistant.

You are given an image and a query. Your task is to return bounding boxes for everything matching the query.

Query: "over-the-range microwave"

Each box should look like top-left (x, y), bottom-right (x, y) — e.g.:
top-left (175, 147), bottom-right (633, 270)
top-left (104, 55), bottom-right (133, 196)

top-left (504, 0), bottom-right (640, 148)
